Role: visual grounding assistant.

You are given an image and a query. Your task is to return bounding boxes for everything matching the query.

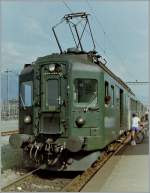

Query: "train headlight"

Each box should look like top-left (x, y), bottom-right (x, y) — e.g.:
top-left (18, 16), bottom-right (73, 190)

top-left (75, 116), bottom-right (85, 127)
top-left (24, 115), bottom-right (31, 124)
top-left (49, 64), bottom-right (55, 72)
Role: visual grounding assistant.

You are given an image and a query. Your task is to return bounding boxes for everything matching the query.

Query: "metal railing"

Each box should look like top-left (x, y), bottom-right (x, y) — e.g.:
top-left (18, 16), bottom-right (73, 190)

top-left (0, 70), bottom-right (19, 121)
top-left (1, 100), bottom-right (19, 120)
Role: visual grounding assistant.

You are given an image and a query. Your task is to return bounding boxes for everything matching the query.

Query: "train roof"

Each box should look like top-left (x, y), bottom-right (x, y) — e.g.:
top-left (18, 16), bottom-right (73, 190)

top-left (97, 60), bottom-right (135, 96)
top-left (36, 50), bottom-right (136, 97)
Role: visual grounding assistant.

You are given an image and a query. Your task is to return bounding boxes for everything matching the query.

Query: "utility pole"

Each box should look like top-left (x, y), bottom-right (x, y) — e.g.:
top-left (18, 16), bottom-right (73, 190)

top-left (0, 72), bottom-right (1, 123)
top-left (4, 69), bottom-right (12, 120)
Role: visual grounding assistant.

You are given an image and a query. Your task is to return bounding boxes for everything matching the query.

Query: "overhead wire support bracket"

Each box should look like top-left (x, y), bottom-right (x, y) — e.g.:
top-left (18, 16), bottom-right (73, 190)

top-left (77, 19), bottom-right (88, 49)
top-left (63, 12), bottom-right (90, 19)
top-left (86, 16), bottom-right (96, 51)
top-left (52, 18), bottom-right (65, 54)
top-left (68, 22), bottom-right (78, 48)
top-left (73, 24), bottom-right (83, 51)
top-left (52, 12), bottom-right (96, 53)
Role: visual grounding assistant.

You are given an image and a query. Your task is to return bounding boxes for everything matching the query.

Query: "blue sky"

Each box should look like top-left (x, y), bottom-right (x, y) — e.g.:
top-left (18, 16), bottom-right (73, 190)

top-left (1, 0), bottom-right (149, 104)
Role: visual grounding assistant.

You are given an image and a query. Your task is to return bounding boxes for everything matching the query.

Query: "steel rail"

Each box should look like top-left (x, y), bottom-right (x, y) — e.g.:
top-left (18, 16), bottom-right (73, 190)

top-left (1, 130), bottom-right (18, 136)
top-left (1, 165), bottom-right (45, 191)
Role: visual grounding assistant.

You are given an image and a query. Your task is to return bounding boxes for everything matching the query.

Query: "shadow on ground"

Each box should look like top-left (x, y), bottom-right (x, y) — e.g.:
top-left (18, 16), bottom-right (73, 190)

top-left (1, 144), bottom-right (23, 171)
top-left (116, 134), bottom-right (149, 156)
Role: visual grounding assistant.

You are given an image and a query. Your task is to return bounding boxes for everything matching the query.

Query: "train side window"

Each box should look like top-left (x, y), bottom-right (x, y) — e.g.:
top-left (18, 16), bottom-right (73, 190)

top-left (111, 85), bottom-right (114, 105)
top-left (105, 81), bottom-right (111, 106)
top-left (105, 81), bottom-right (109, 96)
top-left (74, 79), bottom-right (98, 105)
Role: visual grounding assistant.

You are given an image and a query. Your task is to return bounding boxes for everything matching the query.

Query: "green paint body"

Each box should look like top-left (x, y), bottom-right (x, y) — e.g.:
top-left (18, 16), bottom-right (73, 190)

top-left (19, 52), bottom-right (146, 152)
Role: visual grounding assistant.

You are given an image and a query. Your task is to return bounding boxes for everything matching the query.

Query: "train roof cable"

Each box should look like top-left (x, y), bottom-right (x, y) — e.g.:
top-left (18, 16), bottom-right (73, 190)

top-left (126, 81), bottom-right (150, 85)
top-left (62, 0), bottom-right (139, 82)
top-left (85, 0), bottom-right (138, 81)
top-left (62, 0), bottom-right (72, 13)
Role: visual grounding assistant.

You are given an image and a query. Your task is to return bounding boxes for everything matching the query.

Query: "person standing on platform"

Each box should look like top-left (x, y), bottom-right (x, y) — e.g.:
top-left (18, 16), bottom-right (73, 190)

top-left (131, 113), bottom-right (141, 146)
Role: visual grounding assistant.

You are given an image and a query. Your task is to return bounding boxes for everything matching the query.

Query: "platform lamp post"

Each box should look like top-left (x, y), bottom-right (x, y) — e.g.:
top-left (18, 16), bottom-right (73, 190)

top-left (0, 71), bottom-right (2, 122)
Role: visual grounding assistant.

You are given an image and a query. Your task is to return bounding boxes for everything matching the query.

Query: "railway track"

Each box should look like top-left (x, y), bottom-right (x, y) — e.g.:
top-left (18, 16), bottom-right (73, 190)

top-left (1, 165), bottom-right (76, 192)
top-left (1, 128), bottom-right (146, 192)
top-left (1, 166), bottom-right (43, 192)
top-left (1, 130), bottom-right (18, 136)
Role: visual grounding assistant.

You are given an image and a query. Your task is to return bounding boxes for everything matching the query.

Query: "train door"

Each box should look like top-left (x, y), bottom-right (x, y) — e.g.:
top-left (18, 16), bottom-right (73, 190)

top-left (40, 75), bottom-right (61, 134)
top-left (104, 81), bottom-right (117, 143)
top-left (127, 96), bottom-right (131, 129)
top-left (116, 86), bottom-right (124, 132)
top-left (40, 64), bottom-right (67, 135)
top-left (120, 89), bottom-right (124, 128)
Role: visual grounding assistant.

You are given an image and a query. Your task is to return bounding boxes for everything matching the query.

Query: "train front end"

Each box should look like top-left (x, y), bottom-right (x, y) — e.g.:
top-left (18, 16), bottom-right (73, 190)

top-left (9, 59), bottom-right (72, 170)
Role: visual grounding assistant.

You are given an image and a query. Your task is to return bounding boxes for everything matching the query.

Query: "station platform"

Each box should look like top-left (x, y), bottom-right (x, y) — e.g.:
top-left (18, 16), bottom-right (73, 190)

top-left (81, 133), bottom-right (149, 192)
top-left (0, 120), bottom-right (18, 132)
top-left (1, 136), bottom-right (23, 171)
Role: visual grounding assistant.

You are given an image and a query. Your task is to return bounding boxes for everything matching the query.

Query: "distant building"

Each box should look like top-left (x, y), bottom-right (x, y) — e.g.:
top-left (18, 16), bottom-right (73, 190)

top-left (1, 98), bottom-right (18, 120)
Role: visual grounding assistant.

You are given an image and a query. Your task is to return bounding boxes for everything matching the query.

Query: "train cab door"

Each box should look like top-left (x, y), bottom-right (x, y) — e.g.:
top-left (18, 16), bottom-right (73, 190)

top-left (40, 64), bottom-right (68, 136)
top-left (40, 75), bottom-right (60, 134)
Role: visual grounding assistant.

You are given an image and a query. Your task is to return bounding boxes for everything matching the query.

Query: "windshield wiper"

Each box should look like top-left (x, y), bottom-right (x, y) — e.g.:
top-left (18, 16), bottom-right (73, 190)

top-left (20, 94), bottom-right (26, 110)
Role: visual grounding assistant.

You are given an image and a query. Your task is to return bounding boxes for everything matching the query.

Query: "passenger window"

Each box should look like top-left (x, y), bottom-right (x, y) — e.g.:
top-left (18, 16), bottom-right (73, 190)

top-left (111, 85), bottom-right (114, 105)
top-left (105, 81), bottom-right (109, 96)
top-left (74, 79), bottom-right (98, 105)
top-left (105, 81), bottom-right (111, 106)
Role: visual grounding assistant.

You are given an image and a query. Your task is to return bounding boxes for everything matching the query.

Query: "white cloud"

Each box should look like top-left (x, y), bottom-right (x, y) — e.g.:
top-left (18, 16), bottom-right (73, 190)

top-left (137, 29), bottom-right (148, 37)
top-left (2, 42), bottom-right (23, 57)
top-left (1, 40), bottom-right (52, 71)
top-left (1, 41), bottom-right (35, 71)
top-left (24, 17), bottom-right (49, 40)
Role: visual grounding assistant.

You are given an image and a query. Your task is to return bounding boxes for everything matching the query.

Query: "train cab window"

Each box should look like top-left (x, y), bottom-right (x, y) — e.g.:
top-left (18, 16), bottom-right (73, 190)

top-left (47, 79), bottom-right (59, 106)
top-left (20, 81), bottom-right (33, 107)
top-left (74, 79), bottom-right (98, 105)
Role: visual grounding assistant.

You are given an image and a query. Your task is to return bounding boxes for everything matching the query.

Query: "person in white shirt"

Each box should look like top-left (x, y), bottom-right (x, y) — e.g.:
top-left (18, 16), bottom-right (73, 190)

top-left (131, 113), bottom-right (141, 145)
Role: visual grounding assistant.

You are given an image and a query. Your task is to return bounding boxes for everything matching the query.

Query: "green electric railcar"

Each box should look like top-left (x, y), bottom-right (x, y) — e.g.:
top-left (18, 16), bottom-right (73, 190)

top-left (9, 12), bottom-right (146, 171)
